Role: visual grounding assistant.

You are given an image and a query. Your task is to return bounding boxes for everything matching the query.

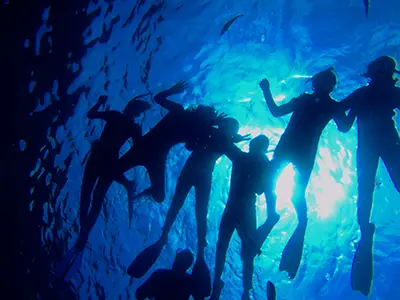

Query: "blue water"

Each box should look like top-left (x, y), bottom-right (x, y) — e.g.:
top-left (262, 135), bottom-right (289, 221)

top-left (30, 0), bottom-right (400, 299)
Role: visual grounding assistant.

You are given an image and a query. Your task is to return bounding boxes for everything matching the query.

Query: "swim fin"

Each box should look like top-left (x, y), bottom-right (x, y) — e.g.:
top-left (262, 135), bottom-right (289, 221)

top-left (192, 257), bottom-right (212, 298)
top-left (267, 281), bottom-right (276, 300)
top-left (127, 239), bottom-right (164, 278)
top-left (351, 223), bottom-right (375, 296)
top-left (55, 247), bottom-right (84, 282)
top-left (279, 225), bottom-right (306, 279)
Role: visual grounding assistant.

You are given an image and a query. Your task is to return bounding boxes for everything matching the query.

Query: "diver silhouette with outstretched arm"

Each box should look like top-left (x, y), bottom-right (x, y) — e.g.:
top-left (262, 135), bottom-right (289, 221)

top-left (135, 249), bottom-right (199, 300)
top-left (55, 95), bottom-right (150, 281)
top-left (210, 135), bottom-right (274, 300)
top-left (339, 56), bottom-right (400, 296)
top-left (259, 68), bottom-right (349, 279)
top-left (115, 81), bottom-right (224, 205)
top-left (128, 117), bottom-right (250, 298)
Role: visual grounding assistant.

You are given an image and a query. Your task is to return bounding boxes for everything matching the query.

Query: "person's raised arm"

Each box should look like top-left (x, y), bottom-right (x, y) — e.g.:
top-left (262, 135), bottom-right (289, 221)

top-left (87, 95), bottom-right (109, 120)
top-left (154, 81), bottom-right (188, 113)
top-left (259, 78), bottom-right (298, 117)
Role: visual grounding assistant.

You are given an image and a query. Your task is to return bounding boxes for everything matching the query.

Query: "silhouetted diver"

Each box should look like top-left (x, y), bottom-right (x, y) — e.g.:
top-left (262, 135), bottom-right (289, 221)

top-left (340, 55), bottom-right (400, 296)
top-left (259, 68), bottom-right (349, 279)
top-left (210, 135), bottom-right (272, 300)
top-left (135, 249), bottom-right (199, 300)
top-left (115, 81), bottom-right (223, 204)
top-left (128, 117), bottom-right (250, 298)
top-left (55, 95), bottom-right (150, 281)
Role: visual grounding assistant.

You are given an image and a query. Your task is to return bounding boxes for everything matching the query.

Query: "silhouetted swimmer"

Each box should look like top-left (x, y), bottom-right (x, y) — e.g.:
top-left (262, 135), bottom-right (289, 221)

top-left (340, 56), bottom-right (400, 296)
top-left (115, 81), bottom-right (222, 204)
top-left (128, 117), bottom-right (250, 298)
top-left (135, 249), bottom-right (197, 300)
top-left (55, 95), bottom-right (150, 281)
top-left (210, 135), bottom-right (273, 300)
top-left (259, 68), bottom-right (349, 279)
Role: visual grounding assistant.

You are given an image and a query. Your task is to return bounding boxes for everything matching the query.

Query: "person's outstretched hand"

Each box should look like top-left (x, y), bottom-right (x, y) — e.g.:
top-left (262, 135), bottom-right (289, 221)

top-left (259, 78), bottom-right (270, 92)
top-left (168, 80), bottom-right (188, 95)
top-left (232, 134), bottom-right (251, 143)
top-left (216, 112), bottom-right (229, 123)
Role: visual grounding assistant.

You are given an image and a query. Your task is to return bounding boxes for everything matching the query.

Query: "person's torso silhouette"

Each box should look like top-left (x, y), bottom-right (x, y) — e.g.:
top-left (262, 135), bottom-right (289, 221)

top-left (276, 93), bottom-right (340, 160)
top-left (90, 110), bottom-right (141, 164)
top-left (345, 83), bottom-right (400, 145)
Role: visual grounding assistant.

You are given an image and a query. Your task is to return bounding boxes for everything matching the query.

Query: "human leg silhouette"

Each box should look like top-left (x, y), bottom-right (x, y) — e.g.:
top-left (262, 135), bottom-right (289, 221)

top-left (357, 146), bottom-right (380, 232)
top-left (351, 145), bottom-right (379, 296)
top-left (135, 154), bottom-right (167, 203)
top-left (352, 138), bottom-right (400, 296)
top-left (257, 159), bottom-right (280, 251)
top-left (381, 138), bottom-right (400, 194)
top-left (210, 209), bottom-right (236, 300)
top-left (161, 175), bottom-right (192, 240)
top-left (56, 177), bottom-right (112, 281)
top-left (239, 203), bottom-right (257, 300)
top-left (80, 152), bottom-right (100, 226)
top-left (78, 177), bottom-right (113, 248)
top-left (194, 176), bottom-right (212, 258)
top-left (127, 174), bottom-right (192, 278)
top-left (279, 161), bottom-right (311, 279)
top-left (192, 176), bottom-right (212, 297)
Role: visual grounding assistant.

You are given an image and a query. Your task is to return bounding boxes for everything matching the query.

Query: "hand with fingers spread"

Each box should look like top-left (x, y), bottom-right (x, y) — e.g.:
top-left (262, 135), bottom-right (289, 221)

top-left (233, 134), bottom-right (252, 143)
top-left (168, 80), bottom-right (188, 95)
top-left (215, 112), bottom-right (229, 124)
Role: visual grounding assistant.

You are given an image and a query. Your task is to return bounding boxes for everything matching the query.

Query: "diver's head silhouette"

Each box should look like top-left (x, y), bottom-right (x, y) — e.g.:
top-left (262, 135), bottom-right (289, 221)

top-left (218, 117), bottom-right (240, 138)
top-left (311, 67), bottom-right (337, 95)
top-left (249, 135), bottom-right (269, 154)
top-left (172, 249), bottom-right (194, 273)
top-left (363, 56), bottom-right (400, 81)
top-left (124, 94), bottom-right (151, 118)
